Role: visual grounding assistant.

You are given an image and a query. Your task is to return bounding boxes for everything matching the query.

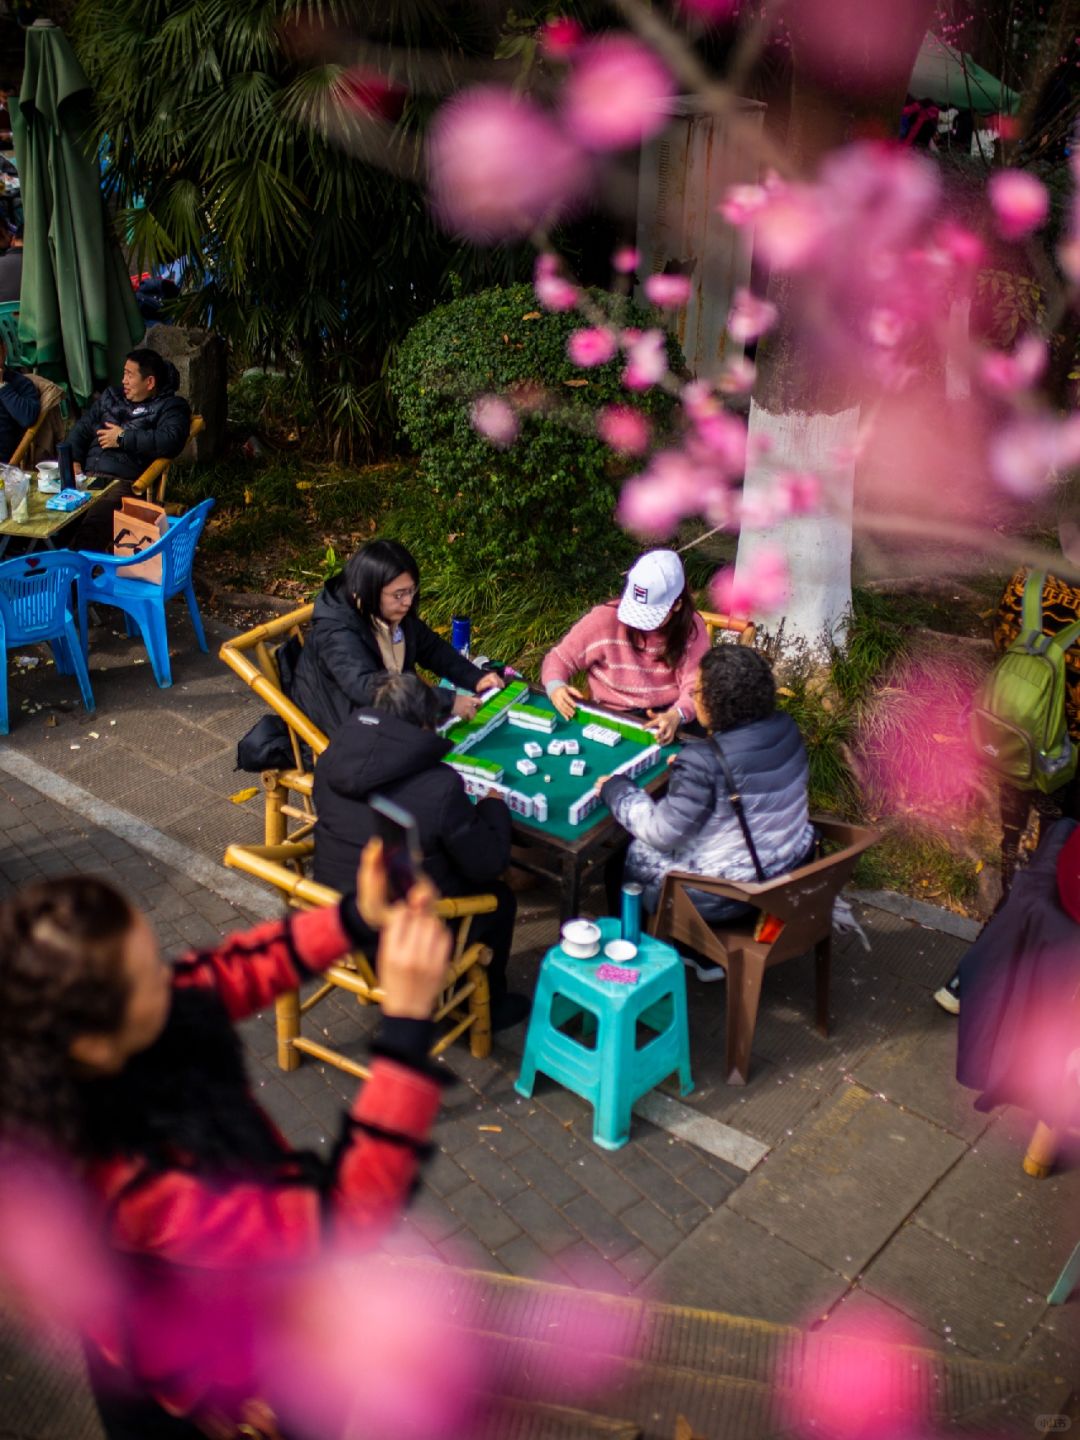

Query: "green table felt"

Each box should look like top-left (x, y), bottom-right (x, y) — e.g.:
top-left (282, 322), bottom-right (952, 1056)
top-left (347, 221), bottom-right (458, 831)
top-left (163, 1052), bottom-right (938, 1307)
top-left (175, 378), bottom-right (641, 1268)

top-left (455, 693), bottom-right (679, 843)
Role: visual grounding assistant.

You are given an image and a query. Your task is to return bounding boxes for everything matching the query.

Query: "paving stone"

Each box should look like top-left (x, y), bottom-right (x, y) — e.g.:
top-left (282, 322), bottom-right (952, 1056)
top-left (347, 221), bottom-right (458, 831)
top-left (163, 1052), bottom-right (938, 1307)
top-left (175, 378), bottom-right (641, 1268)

top-left (564, 1149), bottom-right (641, 1215)
top-left (496, 1233), bottom-right (555, 1279)
top-left (504, 1188), bottom-right (579, 1257)
top-left (455, 1142), bottom-right (528, 1203)
top-left (678, 1159), bottom-right (742, 1210)
top-left (650, 1208), bottom-right (848, 1323)
top-left (551, 1239), bottom-right (611, 1287)
top-left (861, 1221), bottom-right (1044, 1360)
top-left (437, 1228), bottom-right (508, 1274)
top-left (408, 1193), bottom-right (465, 1246)
top-left (446, 1182), bottom-right (523, 1251)
top-left (728, 1083), bottom-right (967, 1279)
top-left (613, 1244), bottom-right (661, 1291)
top-left (425, 1149), bottom-right (471, 1199)
top-left (851, 1019), bottom-right (995, 1143)
top-left (562, 1194), bottom-right (637, 1261)
top-left (620, 1199), bottom-right (684, 1258)
top-left (510, 1142), bottom-right (585, 1208)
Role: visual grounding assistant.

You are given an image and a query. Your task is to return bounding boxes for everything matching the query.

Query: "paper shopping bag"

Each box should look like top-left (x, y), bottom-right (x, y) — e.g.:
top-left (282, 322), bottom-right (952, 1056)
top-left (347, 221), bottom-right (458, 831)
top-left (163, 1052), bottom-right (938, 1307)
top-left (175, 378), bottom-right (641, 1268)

top-left (113, 497), bottom-right (167, 583)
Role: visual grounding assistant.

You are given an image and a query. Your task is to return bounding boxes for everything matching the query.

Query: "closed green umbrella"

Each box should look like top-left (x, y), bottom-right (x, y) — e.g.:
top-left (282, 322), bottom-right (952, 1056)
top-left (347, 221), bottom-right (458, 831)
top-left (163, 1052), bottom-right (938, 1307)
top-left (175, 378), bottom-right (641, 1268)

top-left (12, 19), bottom-right (143, 406)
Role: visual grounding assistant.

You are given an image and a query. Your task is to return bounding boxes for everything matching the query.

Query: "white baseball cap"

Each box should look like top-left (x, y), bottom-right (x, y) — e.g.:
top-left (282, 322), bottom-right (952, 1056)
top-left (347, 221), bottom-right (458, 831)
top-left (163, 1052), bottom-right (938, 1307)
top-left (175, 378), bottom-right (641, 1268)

top-left (616, 550), bottom-right (686, 631)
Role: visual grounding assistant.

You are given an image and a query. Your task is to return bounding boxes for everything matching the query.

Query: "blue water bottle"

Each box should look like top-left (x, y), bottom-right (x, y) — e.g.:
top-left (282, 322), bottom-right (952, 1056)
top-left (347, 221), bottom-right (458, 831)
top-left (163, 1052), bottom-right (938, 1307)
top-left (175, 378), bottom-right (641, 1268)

top-left (451, 615), bottom-right (471, 657)
top-left (621, 882), bottom-right (643, 947)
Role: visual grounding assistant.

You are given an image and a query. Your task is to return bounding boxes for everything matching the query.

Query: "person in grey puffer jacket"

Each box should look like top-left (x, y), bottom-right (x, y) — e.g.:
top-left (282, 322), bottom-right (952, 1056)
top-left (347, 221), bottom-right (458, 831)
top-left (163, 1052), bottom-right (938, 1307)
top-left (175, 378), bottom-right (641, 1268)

top-left (601, 646), bottom-right (815, 920)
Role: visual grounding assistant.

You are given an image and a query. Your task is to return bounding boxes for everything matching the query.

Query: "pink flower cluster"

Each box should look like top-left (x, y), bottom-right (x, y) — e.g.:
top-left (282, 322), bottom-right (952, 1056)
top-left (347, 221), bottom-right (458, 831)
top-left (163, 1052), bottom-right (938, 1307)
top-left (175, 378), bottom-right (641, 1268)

top-left (711, 547), bottom-right (789, 616)
top-left (427, 39), bottom-right (673, 241)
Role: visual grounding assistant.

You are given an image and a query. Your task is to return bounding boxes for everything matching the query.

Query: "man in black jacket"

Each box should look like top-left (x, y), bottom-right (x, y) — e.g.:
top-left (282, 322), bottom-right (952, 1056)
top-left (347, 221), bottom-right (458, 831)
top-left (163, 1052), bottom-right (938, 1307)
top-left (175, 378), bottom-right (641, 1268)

top-left (0, 334), bottom-right (39, 462)
top-left (314, 672), bottom-right (528, 1030)
top-left (66, 348), bottom-right (191, 551)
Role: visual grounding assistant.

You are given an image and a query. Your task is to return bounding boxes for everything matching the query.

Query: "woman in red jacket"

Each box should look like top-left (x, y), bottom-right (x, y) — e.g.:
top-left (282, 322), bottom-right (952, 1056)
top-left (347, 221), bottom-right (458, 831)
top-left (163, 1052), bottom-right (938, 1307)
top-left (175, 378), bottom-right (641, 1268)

top-left (0, 843), bottom-right (451, 1440)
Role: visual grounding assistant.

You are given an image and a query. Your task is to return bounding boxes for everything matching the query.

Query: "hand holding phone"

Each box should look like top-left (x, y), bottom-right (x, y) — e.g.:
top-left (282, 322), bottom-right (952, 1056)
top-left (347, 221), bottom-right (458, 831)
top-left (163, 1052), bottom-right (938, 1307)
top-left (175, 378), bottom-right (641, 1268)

top-left (369, 794), bottom-right (429, 903)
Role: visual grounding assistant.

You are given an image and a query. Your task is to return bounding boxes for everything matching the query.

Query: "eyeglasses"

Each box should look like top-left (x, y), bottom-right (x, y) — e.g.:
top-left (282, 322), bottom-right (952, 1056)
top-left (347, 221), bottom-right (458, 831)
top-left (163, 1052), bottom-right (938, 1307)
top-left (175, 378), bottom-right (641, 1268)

top-left (384, 585), bottom-right (417, 603)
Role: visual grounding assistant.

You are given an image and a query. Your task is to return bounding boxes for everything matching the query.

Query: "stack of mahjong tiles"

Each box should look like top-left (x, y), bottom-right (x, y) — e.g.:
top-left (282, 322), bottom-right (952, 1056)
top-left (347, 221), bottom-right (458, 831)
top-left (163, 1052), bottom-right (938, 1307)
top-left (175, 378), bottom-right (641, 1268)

top-left (440, 679), bottom-right (530, 751)
top-left (581, 721), bottom-right (622, 747)
top-left (507, 700), bottom-right (557, 734)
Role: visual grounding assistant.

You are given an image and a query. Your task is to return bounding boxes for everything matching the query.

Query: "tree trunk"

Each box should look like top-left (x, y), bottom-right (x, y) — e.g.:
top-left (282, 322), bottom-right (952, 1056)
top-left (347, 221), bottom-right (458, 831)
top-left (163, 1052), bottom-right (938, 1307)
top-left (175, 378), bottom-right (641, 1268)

top-left (734, 4), bottom-right (936, 660)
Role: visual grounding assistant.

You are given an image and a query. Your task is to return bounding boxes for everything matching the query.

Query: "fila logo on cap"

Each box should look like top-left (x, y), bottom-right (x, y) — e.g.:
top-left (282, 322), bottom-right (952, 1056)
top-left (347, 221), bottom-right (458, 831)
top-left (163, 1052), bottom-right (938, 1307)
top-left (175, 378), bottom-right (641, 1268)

top-left (634, 585), bottom-right (649, 603)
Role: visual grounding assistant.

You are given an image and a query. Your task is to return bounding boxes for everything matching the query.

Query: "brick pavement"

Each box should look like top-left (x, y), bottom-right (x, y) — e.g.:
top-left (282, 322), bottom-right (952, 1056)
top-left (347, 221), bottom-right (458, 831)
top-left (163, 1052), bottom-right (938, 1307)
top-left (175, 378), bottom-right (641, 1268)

top-left (1, 618), bottom-right (1079, 1438)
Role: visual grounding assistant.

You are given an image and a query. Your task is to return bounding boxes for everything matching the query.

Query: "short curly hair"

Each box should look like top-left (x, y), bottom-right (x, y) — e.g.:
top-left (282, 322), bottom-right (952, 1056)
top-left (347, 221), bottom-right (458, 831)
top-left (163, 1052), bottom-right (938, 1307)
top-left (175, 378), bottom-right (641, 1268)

top-left (697, 646), bottom-right (776, 733)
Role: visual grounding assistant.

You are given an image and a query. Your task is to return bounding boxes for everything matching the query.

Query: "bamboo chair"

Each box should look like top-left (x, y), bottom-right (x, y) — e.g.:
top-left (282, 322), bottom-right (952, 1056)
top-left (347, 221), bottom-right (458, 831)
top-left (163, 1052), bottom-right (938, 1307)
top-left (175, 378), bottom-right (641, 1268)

top-left (698, 609), bottom-right (757, 647)
top-left (651, 819), bottom-right (879, 1085)
top-left (133, 414), bottom-right (205, 506)
top-left (224, 838), bottom-right (496, 1073)
top-left (7, 373), bottom-right (64, 468)
top-left (219, 604), bottom-right (325, 847)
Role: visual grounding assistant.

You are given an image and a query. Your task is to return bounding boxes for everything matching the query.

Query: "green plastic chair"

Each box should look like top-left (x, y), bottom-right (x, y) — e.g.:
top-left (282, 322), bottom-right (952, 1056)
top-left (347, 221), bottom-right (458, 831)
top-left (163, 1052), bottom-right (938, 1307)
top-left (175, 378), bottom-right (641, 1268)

top-left (515, 916), bottom-right (693, 1150)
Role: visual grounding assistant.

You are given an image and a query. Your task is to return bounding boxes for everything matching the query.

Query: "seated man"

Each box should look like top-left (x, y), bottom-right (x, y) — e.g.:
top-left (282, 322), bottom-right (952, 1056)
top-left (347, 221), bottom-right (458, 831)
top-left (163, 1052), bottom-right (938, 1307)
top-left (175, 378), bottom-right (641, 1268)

top-left (65, 347), bottom-right (191, 551)
top-left (599, 646), bottom-right (815, 968)
top-left (0, 333), bottom-right (39, 462)
top-left (313, 671), bottom-right (529, 1030)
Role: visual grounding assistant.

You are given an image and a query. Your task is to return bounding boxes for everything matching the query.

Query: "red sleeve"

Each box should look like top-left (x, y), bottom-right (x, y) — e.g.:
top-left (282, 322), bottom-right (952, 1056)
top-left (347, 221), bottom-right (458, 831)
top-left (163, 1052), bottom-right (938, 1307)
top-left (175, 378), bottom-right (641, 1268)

top-left (171, 907), bottom-right (354, 1021)
top-left (330, 1058), bottom-right (442, 1244)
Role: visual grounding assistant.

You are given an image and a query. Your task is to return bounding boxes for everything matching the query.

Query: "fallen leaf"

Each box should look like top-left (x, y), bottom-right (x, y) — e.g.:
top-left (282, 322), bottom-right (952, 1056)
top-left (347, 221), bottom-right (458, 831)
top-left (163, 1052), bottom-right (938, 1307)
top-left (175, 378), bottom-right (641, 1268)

top-left (69, 744), bottom-right (80, 751)
top-left (87, 731), bottom-right (100, 740)
top-left (776, 686), bottom-right (794, 697)
top-left (521, 311), bottom-right (541, 321)
top-left (45, 714), bottom-right (57, 727)
top-left (477, 1125), bottom-right (502, 1133)
top-left (295, 480), bottom-right (313, 491)
top-left (975, 860), bottom-right (984, 873)
top-left (562, 378), bottom-right (589, 387)
top-left (230, 786), bottom-right (260, 805)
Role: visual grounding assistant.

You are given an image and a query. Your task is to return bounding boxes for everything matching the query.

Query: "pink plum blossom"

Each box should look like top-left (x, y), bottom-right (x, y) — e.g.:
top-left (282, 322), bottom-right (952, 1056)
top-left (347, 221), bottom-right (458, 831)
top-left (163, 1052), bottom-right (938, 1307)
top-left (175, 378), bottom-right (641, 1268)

top-left (678, 0), bottom-right (740, 18)
top-left (774, 471), bottom-right (822, 517)
top-left (644, 273), bottom-right (692, 309)
top-left (470, 394), bottom-right (518, 447)
top-left (428, 87), bottom-right (589, 242)
top-left (612, 245), bottom-right (640, 273)
top-left (562, 36), bottom-right (674, 152)
top-left (989, 169), bottom-right (1049, 241)
top-left (710, 547), bottom-right (789, 616)
top-left (598, 405), bottom-right (651, 455)
top-left (726, 287), bottom-right (777, 342)
top-left (534, 254), bottom-right (581, 311)
top-left (751, 184), bottom-right (830, 270)
top-left (991, 416), bottom-right (1080, 496)
top-left (622, 329), bottom-right (667, 390)
top-left (979, 334), bottom-right (1048, 395)
top-left (867, 307), bottom-right (906, 348)
top-left (934, 220), bottom-right (984, 270)
top-left (568, 326), bottom-right (617, 367)
top-left (780, 1312), bottom-right (926, 1440)
top-left (540, 16), bottom-right (584, 59)
top-left (718, 183), bottom-right (768, 226)
top-left (617, 451), bottom-right (701, 534)
top-left (717, 355), bottom-right (757, 394)
top-left (689, 411), bottom-right (747, 474)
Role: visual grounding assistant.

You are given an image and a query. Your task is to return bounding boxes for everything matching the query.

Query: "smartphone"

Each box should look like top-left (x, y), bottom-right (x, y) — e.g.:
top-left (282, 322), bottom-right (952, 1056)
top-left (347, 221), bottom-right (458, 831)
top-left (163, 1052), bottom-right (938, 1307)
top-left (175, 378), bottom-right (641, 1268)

top-left (369, 794), bottom-right (427, 902)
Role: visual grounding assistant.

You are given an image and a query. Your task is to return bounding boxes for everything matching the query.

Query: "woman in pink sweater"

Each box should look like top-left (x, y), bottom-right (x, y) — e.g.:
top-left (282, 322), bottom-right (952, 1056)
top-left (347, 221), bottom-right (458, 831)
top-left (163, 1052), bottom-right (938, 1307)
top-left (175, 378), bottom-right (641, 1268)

top-left (541, 550), bottom-right (709, 745)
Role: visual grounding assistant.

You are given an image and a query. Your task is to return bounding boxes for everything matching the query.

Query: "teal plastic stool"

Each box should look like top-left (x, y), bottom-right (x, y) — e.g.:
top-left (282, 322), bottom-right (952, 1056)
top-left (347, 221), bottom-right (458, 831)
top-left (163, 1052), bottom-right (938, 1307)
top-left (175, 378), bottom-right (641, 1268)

top-left (515, 917), bottom-right (693, 1149)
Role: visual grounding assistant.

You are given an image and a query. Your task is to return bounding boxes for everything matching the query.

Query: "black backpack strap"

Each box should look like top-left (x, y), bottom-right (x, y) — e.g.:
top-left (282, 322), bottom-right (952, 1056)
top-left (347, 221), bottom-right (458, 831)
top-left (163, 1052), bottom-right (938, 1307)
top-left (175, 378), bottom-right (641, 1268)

top-left (713, 739), bottom-right (767, 883)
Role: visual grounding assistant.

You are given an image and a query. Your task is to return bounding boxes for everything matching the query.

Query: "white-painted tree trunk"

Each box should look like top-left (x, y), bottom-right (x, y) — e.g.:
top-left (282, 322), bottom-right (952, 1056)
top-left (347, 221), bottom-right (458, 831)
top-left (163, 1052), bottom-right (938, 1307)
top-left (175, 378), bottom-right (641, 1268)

top-left (735, 401), bottom-right (860, 658)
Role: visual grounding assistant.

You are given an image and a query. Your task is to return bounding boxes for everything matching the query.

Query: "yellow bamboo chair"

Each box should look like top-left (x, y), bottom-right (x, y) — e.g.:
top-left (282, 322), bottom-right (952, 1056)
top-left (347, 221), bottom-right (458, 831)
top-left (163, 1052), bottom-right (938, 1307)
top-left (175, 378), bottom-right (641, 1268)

top-left (224, 838), bottom-right (496, 1074)
top-left (698, 608), bottom-right (757, 647)
top-left (133, 413), bottom-right (205, 506)
top-left (7, 374), bottom-right (64, 468)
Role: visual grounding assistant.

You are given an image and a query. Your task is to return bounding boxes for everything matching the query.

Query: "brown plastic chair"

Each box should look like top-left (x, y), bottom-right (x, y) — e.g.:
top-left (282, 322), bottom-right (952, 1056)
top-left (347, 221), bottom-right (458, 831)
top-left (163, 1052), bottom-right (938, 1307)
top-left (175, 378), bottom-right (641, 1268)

top-left (133, 413), bottom-right (205, 505)
top-left (224, 839), bottom-right (497, 1073)
top-left (650, 819), bottom-right (879, 1084)
top-left (7, 374), bottom-right (64, 468)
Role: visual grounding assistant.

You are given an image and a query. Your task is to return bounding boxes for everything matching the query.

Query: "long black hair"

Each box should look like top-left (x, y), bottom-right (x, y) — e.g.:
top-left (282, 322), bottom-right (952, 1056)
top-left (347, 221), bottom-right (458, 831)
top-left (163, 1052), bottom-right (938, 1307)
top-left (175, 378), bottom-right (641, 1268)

top-left (343, 539), bottom-right (420, 623)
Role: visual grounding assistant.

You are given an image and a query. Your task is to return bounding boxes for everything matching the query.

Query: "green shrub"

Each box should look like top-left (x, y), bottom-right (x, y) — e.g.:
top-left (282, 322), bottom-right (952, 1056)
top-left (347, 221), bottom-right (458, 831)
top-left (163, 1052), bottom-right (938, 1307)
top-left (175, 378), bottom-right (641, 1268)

top-left (389, 283), bottom-right (682, 584)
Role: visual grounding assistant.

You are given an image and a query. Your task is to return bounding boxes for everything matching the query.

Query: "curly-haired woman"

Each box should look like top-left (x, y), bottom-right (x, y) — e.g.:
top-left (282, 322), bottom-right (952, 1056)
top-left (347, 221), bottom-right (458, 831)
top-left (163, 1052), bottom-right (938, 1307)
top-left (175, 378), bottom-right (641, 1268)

top-left (0, 847), bottom-right (451, 1439)
top-left (599, 646), bottom-right (815, 938)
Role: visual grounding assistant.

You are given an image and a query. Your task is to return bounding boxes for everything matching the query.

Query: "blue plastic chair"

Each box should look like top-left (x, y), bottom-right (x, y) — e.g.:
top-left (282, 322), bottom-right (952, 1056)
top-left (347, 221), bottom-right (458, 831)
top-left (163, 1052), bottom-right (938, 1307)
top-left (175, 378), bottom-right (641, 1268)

top-left (0, 550), bottom-right (94, 734)
top-left (82, 498), bottom-right (215, 689)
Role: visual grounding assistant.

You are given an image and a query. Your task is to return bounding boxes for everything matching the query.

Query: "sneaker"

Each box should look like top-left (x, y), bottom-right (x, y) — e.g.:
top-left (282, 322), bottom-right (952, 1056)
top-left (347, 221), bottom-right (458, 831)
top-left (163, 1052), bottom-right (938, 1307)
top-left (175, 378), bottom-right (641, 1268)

top-left (491, 992), bottom-right (531, 1031)
top-left (681, 954), bottom-right (726, 983)
top-left (933, 974), bottom-right (960, 1015)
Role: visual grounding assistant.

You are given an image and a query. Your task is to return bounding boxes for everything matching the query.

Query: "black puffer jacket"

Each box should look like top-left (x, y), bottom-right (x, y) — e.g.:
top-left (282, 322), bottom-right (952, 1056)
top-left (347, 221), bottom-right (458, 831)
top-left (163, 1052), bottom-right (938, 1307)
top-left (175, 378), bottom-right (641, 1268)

top-left (313, 708), bottom-right (512, 899)
top-left (291, 574), bottom-right (485, 737)
top-left (67, 359), bottom-right (191, 480)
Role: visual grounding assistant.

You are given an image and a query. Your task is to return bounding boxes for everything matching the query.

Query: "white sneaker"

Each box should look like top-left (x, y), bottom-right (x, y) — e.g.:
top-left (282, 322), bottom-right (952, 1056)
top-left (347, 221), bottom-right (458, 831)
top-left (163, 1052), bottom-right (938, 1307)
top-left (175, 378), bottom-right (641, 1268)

top-left (933, 984), bottom-right (960, 1015)
top-left (682, 955), bottom-right (726, 983)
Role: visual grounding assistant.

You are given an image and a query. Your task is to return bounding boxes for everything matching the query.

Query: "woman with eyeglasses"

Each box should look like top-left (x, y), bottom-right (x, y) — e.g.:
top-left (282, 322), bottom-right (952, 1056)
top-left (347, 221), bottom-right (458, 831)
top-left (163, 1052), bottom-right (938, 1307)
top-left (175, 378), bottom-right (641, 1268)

top-left (291, 538), bottom-right (503, 739)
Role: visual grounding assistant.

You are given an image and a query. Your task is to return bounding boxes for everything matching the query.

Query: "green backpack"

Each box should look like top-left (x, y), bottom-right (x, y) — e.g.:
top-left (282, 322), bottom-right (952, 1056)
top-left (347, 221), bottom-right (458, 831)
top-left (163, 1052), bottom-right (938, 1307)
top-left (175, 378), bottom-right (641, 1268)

top-left (969, 571), bottom-right (1080, 793)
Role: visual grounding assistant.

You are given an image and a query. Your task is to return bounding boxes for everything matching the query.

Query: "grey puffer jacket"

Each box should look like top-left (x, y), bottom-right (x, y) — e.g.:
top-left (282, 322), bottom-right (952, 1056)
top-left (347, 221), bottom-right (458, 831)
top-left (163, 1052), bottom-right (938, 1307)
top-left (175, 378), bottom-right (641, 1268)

top-left (601, 711), bottom-right (815, 915)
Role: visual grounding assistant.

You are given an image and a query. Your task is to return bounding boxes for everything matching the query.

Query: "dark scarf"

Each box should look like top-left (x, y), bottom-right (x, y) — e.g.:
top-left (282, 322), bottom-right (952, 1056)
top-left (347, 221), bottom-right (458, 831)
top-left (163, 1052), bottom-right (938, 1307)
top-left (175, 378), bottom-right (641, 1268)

top-left (79, 986), bottom-right (326, 1188)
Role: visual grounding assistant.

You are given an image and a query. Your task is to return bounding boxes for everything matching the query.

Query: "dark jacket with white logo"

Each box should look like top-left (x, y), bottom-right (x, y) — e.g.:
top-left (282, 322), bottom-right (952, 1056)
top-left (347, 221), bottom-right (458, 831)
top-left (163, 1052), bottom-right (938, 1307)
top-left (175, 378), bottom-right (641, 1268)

top-left (68, 359), bottom-right (191, 480)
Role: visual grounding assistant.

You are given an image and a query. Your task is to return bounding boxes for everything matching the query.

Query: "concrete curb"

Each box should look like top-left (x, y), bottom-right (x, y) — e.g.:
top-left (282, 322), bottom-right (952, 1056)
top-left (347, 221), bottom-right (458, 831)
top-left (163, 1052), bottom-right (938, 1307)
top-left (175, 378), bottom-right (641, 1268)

top-left (0, 749), bottom-right (279, 921)
top-left (848, 887), bottom-right (980, 942)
